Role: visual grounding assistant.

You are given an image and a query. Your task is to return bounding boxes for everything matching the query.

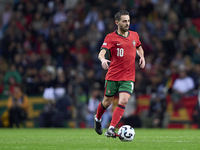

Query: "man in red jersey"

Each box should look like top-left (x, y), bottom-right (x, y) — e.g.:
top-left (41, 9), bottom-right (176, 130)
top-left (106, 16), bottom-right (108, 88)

top-left (94, 10), bottom-right (145, 138)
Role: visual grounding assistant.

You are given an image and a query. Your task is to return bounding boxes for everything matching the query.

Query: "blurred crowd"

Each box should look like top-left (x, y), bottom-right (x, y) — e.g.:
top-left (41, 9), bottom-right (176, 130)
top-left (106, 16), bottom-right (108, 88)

top-left (0, 0), bottom-right (200, 128)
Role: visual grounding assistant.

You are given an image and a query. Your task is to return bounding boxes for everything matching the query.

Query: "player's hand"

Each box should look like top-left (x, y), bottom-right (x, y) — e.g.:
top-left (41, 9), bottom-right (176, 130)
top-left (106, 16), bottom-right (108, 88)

top-left (101, 58), bottom-right (111, 70)
top-left (139, 57), bottom-right (145, 69)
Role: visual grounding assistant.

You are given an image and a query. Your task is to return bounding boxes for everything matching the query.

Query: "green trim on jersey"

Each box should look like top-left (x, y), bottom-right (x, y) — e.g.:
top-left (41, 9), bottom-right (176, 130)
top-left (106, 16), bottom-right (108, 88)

top-left (100, 47), bottom-right (108, 51)
top-left (100, 48), bottom-right (111, 60)
top-left (116, 30), bottom-right (130, 38)
top-left (104, 80), bottom-right (134, 97)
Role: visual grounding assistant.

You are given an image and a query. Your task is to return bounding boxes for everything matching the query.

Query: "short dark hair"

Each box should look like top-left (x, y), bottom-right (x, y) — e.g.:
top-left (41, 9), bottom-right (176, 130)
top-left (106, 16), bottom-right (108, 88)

top-left (114, 10), bottom-right (130, 21)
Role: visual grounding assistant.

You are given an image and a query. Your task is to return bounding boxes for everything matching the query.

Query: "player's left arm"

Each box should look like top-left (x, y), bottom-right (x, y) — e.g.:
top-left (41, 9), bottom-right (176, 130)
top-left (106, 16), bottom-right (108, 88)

top-left (136, 46), bottom-right (145, 69)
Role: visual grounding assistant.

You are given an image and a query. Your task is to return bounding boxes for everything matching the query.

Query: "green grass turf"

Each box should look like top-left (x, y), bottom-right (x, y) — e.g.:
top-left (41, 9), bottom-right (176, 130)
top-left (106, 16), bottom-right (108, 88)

top-left (0, 128), bottom-right (200, 150)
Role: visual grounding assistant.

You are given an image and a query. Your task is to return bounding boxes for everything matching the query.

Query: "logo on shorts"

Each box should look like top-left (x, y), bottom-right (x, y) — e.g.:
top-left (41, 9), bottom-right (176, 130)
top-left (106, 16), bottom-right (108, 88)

top-left (108, 90), bottom-right (111, 94)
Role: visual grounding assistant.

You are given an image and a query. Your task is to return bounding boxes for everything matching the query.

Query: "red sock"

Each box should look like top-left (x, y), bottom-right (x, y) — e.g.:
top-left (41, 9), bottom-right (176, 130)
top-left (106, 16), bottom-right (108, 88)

top-left (96, 102), bottom-right (106, 120)
top-left (110, 104), bottom-right (125, 127)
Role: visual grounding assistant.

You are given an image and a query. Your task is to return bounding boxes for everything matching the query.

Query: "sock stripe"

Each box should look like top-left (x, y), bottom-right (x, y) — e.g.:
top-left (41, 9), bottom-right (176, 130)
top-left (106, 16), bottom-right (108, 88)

top-left (117, 104), bottom-right (125, 109)
top-left (110, 104), bottom-right (125, 127)
top-left (96, 102), bottom-right (107, 120)
top-left (101, 102), bottom-right (106, 109)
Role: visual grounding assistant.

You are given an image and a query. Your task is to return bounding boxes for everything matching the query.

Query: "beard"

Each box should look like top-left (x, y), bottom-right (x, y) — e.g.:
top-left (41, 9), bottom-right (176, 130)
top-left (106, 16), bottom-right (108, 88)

top-left (119, 25), bottom-right (129, 32)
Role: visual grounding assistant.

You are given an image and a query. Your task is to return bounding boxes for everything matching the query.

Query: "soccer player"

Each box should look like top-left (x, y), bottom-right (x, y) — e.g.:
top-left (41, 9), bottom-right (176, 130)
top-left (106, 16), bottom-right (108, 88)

top-left (94, 10), bottom-right (145, 137)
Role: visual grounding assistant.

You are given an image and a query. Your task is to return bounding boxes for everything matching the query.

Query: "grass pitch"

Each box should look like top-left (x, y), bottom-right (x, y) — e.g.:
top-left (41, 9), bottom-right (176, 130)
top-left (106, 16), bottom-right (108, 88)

top-left (0, 128), bottom-right (200, 150)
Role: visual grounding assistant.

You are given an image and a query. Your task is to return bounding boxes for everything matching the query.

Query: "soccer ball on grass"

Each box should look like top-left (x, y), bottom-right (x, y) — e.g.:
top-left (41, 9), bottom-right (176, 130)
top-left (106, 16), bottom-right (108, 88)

top-left (118, 125), bottom-right (135, 142)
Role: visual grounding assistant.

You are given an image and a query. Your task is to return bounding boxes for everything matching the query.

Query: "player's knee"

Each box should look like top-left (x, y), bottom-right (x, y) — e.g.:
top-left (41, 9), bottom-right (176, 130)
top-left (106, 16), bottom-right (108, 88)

top-left (119, 98), bottom-right (129, 106)
top-left (102, 100), bottom-right (112, 108)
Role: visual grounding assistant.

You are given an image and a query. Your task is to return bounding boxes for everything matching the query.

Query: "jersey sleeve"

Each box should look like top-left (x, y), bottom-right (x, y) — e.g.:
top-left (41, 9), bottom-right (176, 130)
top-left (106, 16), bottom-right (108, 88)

top-left (101, 34), bottom-right (113, 50)
top-left (136, 33), bottom-right (141, 48)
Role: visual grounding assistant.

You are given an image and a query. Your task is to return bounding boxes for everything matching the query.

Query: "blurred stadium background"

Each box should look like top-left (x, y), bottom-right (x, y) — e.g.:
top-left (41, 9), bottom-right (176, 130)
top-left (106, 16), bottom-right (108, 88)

top-left (0, 0), bottom-right (200, 129)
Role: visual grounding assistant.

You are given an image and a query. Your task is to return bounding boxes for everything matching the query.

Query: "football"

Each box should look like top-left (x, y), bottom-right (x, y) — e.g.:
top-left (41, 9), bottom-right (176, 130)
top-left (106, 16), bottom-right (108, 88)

top-left (118, 125), bottom-right (135, 142)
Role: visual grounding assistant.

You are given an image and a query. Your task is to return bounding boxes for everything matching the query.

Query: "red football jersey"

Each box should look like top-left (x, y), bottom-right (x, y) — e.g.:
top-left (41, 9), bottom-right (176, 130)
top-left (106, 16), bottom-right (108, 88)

top-left (101, 30), bottom-right (141, 82)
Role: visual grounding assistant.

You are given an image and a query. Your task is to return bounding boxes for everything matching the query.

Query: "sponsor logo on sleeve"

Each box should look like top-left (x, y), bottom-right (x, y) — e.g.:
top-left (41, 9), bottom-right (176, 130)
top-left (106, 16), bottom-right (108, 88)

top-left (103, 43), bottom-right (107, 46)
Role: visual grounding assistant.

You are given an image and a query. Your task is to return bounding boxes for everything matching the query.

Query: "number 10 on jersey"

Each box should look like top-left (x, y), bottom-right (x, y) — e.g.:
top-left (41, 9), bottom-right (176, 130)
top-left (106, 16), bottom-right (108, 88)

top-left (117, 48), bottom-right (124, 57)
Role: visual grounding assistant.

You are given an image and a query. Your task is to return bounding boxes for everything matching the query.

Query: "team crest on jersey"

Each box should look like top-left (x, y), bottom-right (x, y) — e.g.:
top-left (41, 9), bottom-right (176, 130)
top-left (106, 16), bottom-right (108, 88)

top-left (132, 40), bottom-right (136, 48)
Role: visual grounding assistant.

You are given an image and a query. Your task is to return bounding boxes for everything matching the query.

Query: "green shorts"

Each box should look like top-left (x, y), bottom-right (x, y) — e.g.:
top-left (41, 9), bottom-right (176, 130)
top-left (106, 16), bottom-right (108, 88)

top-left (104, 80), bottom-right (134, 97)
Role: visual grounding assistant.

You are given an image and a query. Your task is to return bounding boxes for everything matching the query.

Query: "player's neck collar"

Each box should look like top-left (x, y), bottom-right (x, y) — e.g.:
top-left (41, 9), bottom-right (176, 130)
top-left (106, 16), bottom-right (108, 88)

top-left (116, 30), bottom-right (129, 38)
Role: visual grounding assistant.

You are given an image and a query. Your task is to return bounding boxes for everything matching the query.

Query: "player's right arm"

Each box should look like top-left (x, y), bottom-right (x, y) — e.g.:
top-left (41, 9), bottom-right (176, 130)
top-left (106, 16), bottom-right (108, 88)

top-left (98, 49), bottom-right (111, 70)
